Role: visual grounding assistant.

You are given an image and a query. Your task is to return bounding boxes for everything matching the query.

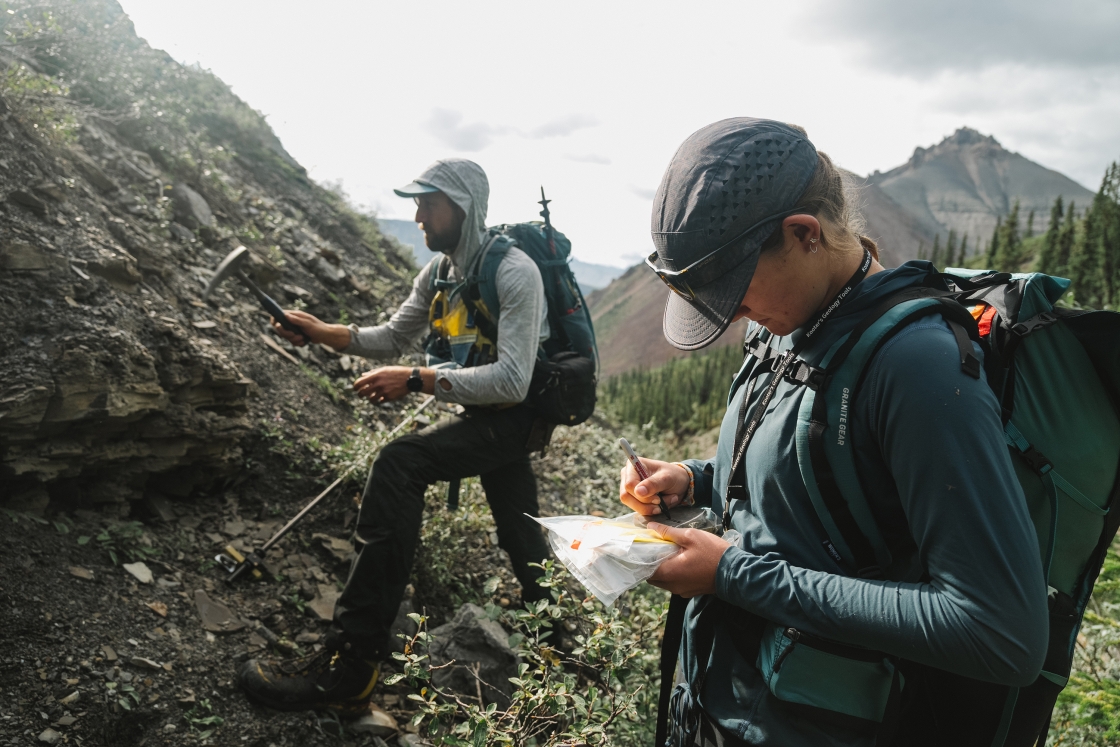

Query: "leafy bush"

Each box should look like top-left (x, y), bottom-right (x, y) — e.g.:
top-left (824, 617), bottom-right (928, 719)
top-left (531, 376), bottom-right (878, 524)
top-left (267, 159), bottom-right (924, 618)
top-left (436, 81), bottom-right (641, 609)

top-left (389, 561), bottom-right (666, 746)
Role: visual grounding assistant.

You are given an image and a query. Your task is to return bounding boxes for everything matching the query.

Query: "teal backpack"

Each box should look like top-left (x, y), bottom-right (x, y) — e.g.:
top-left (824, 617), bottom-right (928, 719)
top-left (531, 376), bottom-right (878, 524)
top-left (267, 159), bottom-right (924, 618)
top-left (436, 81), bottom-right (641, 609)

top-left (482, 221), bottom-right (598, 365)
top-left (428, 207), bottom-right (600, 427)
top-left (768, 269), bottom-right (1120, 745)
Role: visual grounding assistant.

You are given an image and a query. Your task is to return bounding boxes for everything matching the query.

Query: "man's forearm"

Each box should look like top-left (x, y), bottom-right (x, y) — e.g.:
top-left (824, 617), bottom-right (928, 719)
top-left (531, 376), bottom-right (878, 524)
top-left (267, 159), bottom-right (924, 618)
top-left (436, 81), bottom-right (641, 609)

top-left (314, 324), bottom-right (352, 351)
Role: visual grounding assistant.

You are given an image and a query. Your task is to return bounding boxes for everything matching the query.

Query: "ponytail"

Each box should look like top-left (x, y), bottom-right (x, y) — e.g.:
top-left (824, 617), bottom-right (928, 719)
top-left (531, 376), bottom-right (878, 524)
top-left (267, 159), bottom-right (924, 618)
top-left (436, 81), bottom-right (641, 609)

top-left (760, 141), bottom-right (877, 263)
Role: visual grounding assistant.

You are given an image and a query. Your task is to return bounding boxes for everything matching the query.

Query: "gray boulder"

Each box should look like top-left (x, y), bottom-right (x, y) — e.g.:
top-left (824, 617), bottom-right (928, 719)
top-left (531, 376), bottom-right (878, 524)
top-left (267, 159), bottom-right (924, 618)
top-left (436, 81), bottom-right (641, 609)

top-left (170, 183), bottom-right (214, 229)
top-left (428, 603), bottom-right (519, 708)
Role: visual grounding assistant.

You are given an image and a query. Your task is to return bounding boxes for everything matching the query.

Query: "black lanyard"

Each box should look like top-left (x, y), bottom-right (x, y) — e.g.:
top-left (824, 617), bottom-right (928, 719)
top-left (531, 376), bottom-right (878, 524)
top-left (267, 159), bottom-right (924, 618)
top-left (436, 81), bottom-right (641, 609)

top-left (724, 248), bottom-right (872, 529)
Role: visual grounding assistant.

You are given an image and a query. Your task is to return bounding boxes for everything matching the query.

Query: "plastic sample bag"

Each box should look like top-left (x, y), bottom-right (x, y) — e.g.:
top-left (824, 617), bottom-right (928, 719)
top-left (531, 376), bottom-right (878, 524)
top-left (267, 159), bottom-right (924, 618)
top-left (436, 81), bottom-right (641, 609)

top-left (530, 507), bottom-right (726, 606)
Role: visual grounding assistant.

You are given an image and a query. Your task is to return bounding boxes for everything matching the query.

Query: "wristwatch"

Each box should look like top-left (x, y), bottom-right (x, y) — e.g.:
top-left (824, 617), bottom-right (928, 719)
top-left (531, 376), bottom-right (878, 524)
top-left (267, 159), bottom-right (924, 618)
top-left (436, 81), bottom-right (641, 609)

top-left (406, 367), bottom-right (424, 393)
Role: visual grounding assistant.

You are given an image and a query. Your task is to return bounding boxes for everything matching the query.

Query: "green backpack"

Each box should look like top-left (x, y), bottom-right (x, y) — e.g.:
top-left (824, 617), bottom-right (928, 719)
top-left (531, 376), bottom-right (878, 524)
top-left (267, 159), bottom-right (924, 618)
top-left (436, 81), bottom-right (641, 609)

top-left (784, 269), bottom-right (1120, 745)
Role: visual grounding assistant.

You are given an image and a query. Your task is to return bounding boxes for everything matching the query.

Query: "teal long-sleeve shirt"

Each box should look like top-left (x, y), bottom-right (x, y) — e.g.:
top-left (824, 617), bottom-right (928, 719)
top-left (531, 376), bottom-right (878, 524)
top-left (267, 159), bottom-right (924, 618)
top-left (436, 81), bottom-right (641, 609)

top-left (679, 262), bottom-right (1048, 746)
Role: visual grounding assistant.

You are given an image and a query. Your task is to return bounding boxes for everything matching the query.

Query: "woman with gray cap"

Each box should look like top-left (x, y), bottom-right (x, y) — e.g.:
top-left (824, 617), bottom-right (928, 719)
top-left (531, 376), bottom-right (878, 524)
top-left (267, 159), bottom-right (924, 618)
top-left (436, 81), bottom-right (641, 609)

top-left (619, 119), bottom-right (1048, 746)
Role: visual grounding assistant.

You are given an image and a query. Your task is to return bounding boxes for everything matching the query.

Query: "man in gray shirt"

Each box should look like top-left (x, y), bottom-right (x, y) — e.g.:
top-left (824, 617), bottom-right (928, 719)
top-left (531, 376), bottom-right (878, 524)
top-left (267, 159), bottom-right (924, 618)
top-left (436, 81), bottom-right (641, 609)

top-left (239, 159), bottom-right (553, 715)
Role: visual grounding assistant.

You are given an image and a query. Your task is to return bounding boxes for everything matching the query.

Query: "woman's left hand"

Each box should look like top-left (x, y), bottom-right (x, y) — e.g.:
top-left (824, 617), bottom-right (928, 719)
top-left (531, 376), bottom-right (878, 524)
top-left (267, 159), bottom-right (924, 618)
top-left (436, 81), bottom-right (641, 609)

top-left (646, 523), bottom-right (734, 598)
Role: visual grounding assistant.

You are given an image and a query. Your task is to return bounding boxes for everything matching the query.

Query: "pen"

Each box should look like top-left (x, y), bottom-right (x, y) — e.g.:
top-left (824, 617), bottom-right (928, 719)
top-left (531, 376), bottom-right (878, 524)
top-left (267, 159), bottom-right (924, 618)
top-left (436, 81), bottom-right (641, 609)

top-left (618, 438), bottom-right (672, 520)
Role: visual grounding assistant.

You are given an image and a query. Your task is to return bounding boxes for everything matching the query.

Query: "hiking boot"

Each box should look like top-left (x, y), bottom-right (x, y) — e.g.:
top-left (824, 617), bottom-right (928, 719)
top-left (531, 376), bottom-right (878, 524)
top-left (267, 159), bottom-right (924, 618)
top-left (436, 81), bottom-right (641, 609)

top-left (238, 648), bottom-right (379, 716)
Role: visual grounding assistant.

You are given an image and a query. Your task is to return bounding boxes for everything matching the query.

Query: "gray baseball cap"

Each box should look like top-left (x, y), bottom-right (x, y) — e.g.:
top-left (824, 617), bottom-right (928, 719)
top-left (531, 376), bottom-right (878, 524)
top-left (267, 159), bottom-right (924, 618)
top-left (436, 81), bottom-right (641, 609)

top-left (393, 180), bottom-right (441, 197)
top-left (648, 118), bottom-right (819, 350)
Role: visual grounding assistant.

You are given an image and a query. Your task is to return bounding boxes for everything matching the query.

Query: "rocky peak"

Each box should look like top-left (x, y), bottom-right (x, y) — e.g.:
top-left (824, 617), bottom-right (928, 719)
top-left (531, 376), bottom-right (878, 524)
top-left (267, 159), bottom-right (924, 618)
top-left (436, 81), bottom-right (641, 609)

top-left (873, 124), bottom-right (1094, 255)
top-left (943, 127), bottom-right (1001, 149)
top-left (909, 127), bottom-right (1005, 169)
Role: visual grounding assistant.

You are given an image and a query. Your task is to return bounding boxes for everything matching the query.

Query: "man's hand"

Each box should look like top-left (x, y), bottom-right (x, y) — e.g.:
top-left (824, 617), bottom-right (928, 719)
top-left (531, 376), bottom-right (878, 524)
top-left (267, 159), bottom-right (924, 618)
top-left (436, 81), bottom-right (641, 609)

top-left (270, 310), bottom-right (351, 350)
top-left (646, 522), bottom-right (732, 598)
top-left (619, 458), bottom-right (690, 516)
top-left (353, 366), bottom-right (435, 403)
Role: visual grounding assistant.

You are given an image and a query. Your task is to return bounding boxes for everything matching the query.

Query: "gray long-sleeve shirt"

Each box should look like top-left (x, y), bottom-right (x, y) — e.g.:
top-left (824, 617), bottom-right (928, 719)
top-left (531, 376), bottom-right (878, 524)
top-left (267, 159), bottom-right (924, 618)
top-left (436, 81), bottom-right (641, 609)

top-left (346, 247), bottom-right (548, 406)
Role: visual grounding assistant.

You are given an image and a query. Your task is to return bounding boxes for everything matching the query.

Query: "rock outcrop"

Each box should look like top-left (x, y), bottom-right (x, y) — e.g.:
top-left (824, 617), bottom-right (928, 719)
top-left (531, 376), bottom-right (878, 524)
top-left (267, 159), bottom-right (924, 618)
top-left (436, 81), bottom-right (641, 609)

top-left (0, 0), bottom-right (416, 510)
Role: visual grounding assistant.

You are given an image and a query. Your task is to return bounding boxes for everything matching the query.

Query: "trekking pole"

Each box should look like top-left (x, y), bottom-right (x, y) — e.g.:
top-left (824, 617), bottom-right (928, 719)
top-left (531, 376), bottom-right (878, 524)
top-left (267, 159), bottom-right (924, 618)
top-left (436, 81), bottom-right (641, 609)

top-left (217, 395), bottom-right (437, 582)
top-left (538, 186), bottom-right (556, 258)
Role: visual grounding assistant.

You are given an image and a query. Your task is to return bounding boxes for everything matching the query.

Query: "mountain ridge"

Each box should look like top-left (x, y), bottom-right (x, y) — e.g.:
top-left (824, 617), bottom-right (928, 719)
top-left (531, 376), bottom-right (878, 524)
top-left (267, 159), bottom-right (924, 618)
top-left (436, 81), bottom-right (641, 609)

top-left (869, 127), bottom-right (1095, 249)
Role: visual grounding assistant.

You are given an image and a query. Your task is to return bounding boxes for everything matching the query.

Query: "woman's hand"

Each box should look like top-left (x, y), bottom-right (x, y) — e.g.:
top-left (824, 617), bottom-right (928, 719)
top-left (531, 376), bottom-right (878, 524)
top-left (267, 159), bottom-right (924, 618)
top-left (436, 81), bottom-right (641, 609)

top-left (646, 522), bottom-right (732, 598)
top-left (270, 309), bottom-right (351, 350)
top-left (619, 458), bottom-right (690, 516)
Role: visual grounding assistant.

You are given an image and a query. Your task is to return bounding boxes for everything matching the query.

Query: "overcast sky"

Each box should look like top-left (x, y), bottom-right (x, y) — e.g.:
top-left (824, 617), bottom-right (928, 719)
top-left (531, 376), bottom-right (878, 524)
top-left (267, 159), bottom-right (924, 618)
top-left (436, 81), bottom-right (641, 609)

top-left (118, 0), bottom-right (1120, 268)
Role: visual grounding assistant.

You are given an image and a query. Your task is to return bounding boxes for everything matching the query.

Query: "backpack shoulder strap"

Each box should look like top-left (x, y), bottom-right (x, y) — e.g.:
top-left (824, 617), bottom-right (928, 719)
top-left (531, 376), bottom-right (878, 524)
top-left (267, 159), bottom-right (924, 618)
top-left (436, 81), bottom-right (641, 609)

top-left (462, 232), bottom-right (512, 341)
top-left (796, 288), bottom-right (981, 578)
top-left (473, 232), bottom-right (513, 317)
top-left (427, 254), bottom-right (454, 292)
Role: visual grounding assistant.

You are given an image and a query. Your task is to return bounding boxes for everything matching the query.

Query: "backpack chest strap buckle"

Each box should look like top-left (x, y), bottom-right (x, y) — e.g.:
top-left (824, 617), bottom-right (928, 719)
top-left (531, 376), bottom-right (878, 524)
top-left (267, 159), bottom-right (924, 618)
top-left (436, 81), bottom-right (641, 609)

top-left (783, 358), bottom-right (826, 390)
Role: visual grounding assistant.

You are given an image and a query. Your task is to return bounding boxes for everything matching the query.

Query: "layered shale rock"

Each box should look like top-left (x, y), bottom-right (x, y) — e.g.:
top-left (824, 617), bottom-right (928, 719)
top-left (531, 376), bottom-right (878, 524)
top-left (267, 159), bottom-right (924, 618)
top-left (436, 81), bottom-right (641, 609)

top-left (0, 0), bottom-right (416, 510)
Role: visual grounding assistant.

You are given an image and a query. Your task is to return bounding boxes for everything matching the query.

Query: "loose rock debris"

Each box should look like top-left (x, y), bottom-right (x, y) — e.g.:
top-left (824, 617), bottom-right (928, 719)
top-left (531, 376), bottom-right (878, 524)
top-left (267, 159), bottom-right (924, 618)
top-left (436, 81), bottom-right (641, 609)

top-left (0, 493), bottom-right (432, 747)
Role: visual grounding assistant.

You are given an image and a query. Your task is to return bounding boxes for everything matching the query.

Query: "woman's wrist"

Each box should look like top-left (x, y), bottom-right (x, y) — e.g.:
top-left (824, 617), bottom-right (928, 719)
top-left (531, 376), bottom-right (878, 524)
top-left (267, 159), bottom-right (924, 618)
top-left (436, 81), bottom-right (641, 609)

top-left (674, 462), bottom-right (696, 506)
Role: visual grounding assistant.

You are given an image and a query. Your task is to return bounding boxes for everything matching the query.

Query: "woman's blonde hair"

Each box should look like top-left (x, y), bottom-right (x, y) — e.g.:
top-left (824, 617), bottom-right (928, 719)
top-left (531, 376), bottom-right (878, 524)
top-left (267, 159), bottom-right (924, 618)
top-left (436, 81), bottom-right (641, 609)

top-left (759, 146), bottom-right (880, 262)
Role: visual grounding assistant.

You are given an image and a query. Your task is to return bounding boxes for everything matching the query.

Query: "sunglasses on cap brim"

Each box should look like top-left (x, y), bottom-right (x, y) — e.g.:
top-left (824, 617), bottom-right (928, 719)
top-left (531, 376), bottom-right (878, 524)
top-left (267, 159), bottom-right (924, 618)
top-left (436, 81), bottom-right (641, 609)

top-left (646, 207), bottom-right (803, 301)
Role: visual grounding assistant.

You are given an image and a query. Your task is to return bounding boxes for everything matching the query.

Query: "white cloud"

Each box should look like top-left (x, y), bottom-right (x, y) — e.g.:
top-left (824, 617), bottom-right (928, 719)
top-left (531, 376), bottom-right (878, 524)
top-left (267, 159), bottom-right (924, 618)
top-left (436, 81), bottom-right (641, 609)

top-left (529, 115), bottom-right (599, 139)
top-left (424, 109), bottom-right (508, 152)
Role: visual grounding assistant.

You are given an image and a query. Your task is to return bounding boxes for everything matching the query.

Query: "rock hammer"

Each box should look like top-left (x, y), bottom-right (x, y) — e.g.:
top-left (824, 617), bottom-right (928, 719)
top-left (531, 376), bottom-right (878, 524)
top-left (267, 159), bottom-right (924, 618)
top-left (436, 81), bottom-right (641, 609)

top-left (203, 245), bottom-right (306, 341)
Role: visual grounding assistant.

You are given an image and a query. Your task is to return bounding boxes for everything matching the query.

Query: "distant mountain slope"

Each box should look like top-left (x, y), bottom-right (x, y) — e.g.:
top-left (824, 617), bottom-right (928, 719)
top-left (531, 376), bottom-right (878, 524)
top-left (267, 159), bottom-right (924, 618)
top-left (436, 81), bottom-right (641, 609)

top-left (569, 258), bottom-right (625, 291)
top-left (377, 218), bottom-right (428, 268)
top-left (851, 176), bottom-right (938, 266)
top-left (377, 218), bottom-right (624, 292)
top-left (587, 266), bottom-right (753, 378)
top-left (868, 128), bottom-right (1095, 250)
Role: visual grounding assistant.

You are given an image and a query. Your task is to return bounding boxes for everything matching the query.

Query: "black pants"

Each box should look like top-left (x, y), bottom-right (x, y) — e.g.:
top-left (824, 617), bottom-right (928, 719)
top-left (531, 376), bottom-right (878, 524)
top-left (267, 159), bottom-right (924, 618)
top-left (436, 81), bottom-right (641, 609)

top-left (330, 405), bottom-right (552, 660)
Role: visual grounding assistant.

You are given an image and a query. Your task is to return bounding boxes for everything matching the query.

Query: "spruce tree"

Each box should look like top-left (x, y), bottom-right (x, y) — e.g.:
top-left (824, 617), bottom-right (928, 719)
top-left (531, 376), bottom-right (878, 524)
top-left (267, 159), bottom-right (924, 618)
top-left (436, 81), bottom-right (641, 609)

top-left (930, 234), bottom-right (942, 269)
top-left (1058, 201), bottom-right (1077, 271)
top-left (986, 217), bottom-right (1002, 267)
top-left (1026, 210), bottom-right (1035, 238)
top-left (1098, 162), bottom-right (1120, 306)
top-left (1069, 203), bottom-right (1104, 307)
top-left (945, 230), bottom-right (957, 268)
top-left (1076, 163), bottom-right (1120, 307)
top-left (994, 202), bottom-right (1023, 273)
top-left (1036, 196), bottom-right (1064, 276)
top-left (959, 233), bottom-right (969, 266)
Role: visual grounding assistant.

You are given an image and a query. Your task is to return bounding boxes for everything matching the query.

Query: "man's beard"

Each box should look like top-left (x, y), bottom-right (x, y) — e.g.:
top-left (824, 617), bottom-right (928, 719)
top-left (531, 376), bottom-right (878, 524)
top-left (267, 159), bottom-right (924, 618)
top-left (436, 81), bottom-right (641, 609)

top-left (424, 224), bottom-right (462, 254)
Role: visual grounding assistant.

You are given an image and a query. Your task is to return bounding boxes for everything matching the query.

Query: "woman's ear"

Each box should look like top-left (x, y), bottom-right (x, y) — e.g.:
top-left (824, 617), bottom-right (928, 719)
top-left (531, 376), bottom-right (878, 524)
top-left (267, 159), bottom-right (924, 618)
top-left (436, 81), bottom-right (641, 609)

top-left (782, 214), bottom-right (822, 252)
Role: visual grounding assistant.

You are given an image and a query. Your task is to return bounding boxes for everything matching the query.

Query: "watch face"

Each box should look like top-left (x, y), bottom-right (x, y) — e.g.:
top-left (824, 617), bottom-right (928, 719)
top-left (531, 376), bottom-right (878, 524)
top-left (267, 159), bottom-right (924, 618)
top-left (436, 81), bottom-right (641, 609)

top-left (407, 370), bottom-right (423, 392)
